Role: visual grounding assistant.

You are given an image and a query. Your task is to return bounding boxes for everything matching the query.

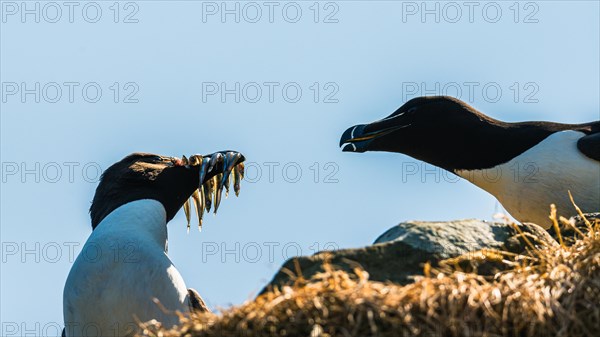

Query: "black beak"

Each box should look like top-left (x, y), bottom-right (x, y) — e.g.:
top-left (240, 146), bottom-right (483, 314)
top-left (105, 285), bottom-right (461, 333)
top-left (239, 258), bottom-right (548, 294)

top-left (340, 111), bottom-right (413, 153)
top-left (339, 124), bottom-right (371, 152)
top-left (340, 121), bottom-right (410, 152)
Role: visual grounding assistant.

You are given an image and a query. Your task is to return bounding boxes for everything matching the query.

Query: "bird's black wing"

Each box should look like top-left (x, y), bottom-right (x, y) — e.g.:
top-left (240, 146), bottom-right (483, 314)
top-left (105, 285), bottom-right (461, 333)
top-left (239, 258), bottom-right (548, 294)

top-left (577, 131), bottom-right (600, 161)
top-left (187, 288), bottom-right (210, 313)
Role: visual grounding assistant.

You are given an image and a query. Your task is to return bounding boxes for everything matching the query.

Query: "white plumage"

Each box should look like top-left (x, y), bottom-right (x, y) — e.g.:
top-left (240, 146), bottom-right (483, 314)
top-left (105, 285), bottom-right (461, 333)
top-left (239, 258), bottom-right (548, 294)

top-left (63, 199), bottom-right (189, 337)
top-left (455, 131), bottom-right (600, 227)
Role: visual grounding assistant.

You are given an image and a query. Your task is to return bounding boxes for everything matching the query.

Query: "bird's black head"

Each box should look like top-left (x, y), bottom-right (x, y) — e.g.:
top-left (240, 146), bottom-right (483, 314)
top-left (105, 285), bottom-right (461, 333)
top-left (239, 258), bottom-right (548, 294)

top-left (90, 151), bottom-right (245, 229)
top-left (339, 96), bottom-right (505, 171)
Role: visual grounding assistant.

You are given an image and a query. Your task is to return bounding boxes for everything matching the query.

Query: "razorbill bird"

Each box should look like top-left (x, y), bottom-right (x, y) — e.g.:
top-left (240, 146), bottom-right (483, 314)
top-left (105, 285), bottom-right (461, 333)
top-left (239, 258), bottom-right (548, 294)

top-left (340, 96), bottom-right (599, 228)
top-left (63, 151), bottom-right (245, 337)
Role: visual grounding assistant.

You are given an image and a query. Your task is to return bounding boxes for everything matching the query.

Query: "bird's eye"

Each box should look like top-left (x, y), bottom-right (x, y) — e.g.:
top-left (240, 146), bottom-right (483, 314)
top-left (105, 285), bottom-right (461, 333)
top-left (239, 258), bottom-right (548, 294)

top-left (407, 107), bottom-right (418, 114)
top-left (149, 155), bottom-right (163, 162)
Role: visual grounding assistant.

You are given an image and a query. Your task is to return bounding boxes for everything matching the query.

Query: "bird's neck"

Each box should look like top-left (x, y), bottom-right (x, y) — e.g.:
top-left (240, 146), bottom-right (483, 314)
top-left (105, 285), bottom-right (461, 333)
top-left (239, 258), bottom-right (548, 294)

top-left (93, 199), bottom-right (169, 251)
top-left (423, 122), bottom-right (556, 171)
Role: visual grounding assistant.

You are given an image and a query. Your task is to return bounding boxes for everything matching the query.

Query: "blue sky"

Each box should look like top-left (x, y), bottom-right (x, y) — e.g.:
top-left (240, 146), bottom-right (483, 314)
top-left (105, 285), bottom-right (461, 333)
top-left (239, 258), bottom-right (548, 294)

top-left (1, 1), bottom-right (599, 335)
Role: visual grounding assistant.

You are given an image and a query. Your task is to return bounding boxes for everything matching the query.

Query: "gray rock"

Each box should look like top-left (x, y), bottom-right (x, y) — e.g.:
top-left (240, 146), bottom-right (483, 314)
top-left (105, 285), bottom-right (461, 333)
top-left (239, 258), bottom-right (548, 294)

top-left (261, 219), bottom-right (555, 294)
top-left (375, 219), bottom-right (512, 256)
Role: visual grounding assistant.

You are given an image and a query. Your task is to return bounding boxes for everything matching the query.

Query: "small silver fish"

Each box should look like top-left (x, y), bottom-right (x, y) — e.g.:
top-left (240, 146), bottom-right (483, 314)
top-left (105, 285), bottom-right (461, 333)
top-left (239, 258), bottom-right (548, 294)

top-left (199, 156), bottom-right (210, 186)
top-left (200, 186), bottom-right (206, 219)
top-left (221, 152), bottom-right (240, 198)
top-left (214, 173), bottom-right (223, 213)
top-left (204, 179), bottom-right (213, 212)
top-left (207, 153), bottom-right (222, 176)
top-left (238, 162), bottom-right (245, 180)
top-left (224, 174), bottom-right (231, 198)
top-left (183, 199), bottom-right (191, 233)
top-left (233, 165), bottom-right (242, 197)
top-left (191, 189), bottom-right (203, 231)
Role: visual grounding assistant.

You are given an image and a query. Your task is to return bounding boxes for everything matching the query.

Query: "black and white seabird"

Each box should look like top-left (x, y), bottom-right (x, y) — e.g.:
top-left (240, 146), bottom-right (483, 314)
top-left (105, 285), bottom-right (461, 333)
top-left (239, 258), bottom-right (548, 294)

top-left (340, 96), bottom-right (600, 228)
top-left (63, 151), bottom-right (245, 337)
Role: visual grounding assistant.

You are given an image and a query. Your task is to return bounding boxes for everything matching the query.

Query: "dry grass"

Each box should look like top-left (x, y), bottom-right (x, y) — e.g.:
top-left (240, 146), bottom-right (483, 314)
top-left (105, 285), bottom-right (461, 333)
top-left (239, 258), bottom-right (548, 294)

top-left (138, 216), bottom-right (600, 337)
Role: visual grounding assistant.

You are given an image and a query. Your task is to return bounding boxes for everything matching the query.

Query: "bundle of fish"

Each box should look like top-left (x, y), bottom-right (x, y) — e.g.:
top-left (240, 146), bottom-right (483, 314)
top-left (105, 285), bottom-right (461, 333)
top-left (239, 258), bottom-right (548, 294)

top-left (181, 151), bottom-right (245, 232)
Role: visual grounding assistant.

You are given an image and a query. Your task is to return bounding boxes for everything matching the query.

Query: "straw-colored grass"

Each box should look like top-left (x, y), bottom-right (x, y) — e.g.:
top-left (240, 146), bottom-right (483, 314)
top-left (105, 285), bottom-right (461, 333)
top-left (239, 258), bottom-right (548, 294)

top-left (138, 215), bottom-right (600, 337)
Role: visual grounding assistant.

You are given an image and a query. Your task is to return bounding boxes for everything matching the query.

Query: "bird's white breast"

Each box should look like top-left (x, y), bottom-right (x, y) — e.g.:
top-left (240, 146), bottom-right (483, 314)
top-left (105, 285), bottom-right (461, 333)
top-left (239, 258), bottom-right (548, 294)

top-left (455, 131), bottom-right (600, 228)
top-left (63, 199), bottom-right (189, 337)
